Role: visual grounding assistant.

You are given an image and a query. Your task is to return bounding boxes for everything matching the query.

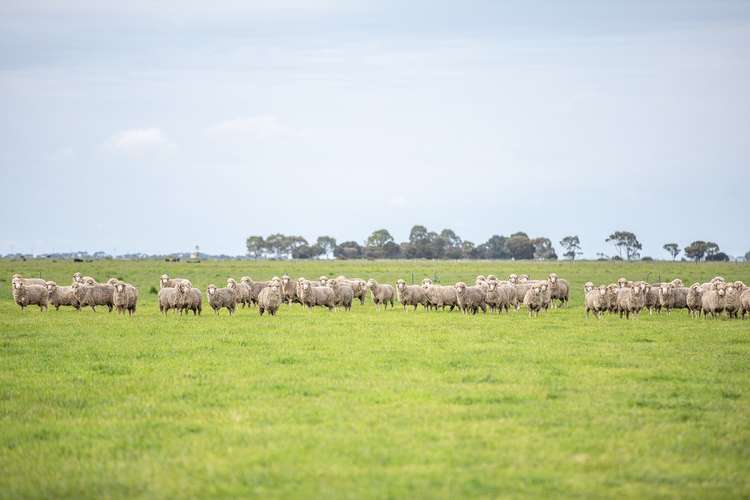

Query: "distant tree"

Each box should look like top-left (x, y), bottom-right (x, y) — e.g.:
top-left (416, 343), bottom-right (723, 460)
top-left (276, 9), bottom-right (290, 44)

top-left (705, 241), bottom-right (720, 259)
top-left (481, 235), bottom-right (510, 259)
top-left (507, 234), bottom-right (535, 260)
top-left (334, 241), bottom-right (363, 259)
top-left (382, 241), bottom-right (401, 259)
top-left (461, 241), bottom-right (481, 259)
top-left (292, 244), bottom-right (324, 259)
top-left (663, 243), bottom-right (680, 261)
top-left (532, 237), bottom-right (557, 260)
top-left (283, 236), bottom-right (308, 258)
top-left (606, 231), bottom-right (642, 260)
top-left (316, 236), bottom-right (337, 259)
top-left (706, 251), bottom-right (729, 262)
top-left (246, 235), bottom-right (266, 259)
top-left (439, 229), bottom-right (462, 248)
top-left (684, 241), bottom-right (707, 262)
top-left (745, 250), bottom-right (750, 261)
top-left (367, 229), bottom-right (395, 248)
top-left (560, 236), bottom-right (582, 261)
top-left (265, 233), bottom-right (287, 259)
top-left (409, 225), bottom-right (429, 245)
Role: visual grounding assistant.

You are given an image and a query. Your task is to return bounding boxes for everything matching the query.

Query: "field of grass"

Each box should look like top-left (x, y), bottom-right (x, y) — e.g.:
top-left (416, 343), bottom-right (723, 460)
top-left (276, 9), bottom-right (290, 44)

top-left (1, 259), bottom-right (749, 498)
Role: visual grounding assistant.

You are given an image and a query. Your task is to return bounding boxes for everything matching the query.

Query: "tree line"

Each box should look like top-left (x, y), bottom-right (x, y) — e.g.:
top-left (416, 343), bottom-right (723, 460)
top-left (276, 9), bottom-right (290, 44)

top-left (246, 227), bottom-right (561, 260)
top-left (246, 228), bottom-right (740, 262)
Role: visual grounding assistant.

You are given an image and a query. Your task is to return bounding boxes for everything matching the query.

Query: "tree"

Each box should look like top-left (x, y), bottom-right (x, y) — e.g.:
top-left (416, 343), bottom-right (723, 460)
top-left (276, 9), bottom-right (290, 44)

top-left (481, 235), bottom-right (510, 259)
top-left (745, 250), bottom-right (750, 262)
top-left (705, 241), bottom-right (720, 259)
top-left (706, 251), bottom-right (729, 262)
top-left (507, 234), bottom-right (535, 260)
top-left (663, 243), bottom-right (680, 261)
top-left (283, 236), bottom-right (308, 258)
top-left (316, 236), bottom-right (337, 259)
top-left (684, 241), bottom-right (707, 262)
top-left (367, 229), bottom-right (395, 248)
top-left (559, 236), bottom-right (582, 261)
top-left (246, 236), bottom-right (266, 259)
top-left (265, 233), bottom-right (287, 259)
top-left (461, 241), bottom-right (481, 259)
top-left (334, 241), bottom-right (363, 259)
top-left (606, 231), bottom-right (642, 260)
top-left (532, 237), bottom-right (557, 260)
top-left (292, 244), bottom-right (324, 259)
top-left (409, 225), bottom-right (428, 245)
top-left (439, 228), bottom-right (462, 248)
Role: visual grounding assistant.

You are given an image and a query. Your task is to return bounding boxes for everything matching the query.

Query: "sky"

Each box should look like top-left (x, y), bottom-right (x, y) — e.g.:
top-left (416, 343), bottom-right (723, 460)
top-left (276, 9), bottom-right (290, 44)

top-left (1, 0), bottom-right (749, 259)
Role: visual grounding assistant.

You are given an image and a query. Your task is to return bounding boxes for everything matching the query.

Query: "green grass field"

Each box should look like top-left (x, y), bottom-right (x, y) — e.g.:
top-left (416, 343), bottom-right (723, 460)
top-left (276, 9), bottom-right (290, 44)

top-left (1, 260), bottom-right (749, 498)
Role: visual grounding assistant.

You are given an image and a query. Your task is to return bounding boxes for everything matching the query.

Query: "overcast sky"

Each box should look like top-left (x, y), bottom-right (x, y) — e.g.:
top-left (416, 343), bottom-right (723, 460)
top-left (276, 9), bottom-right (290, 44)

top-left (1, 0), bottom-right (748, 258)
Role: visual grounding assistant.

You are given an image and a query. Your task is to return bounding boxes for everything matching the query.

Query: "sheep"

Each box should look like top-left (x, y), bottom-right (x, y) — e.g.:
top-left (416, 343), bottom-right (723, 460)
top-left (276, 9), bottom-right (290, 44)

top-left (644, 284), bottom-right (661, 315)
top-left (585, 286), bottom-right (608, 319)
top-left (741, 289), bottom-right (750, 319)
top-left (657, 283), bottom-right (675, 314)
top-left (299, 280), bottom-right (335, 311)
top-left (605, 284), bottom-right (619, 312)
top-left (258, 283), bottom-right (282, 316)
top-left (72, 272), bottom-right (97, 285)
top-left (422, 278), bottom-right (460, 311)
top-left (671, 285), bottom-right (689, 310)
top-left (112, 281), bottom-right (138, 316)
top-left (45, 281), bottom-right (80, 311)
top-left (686, 283), bottom-right (703, 318)
top-left (248, 280), bottom-right (270, 306)
top-left (616, 283), bottom-right (645, 319)
top-left (333, 277), bottom-right (368, 305)
top-left (396, 279), bottom-right (430, 311)
top-left (327, 280), bottom-right (354, 311)
top-left (319, 276), bottom-right (329, 287)
top-left (485, 280), bottom-right (511, 313)
top-left (454, 282), bottom-right (487, 315)
top-left (584, 281), bottom-right (595, 294)
top-left (175, 281), bottom-right (203, 316)
top-left (13, 281), bottom-right (48, 311)
top-left (539, 282), bottom-right (552, 311)
top-left (280, 274), bottom-right (300, 305)
top-left (206, 284), bottom-right (237, 315)
top-left (510, 281), bottom-right (534, 311)
top-left (547, 273), bottom-right (570, 307)
top-left (159, 274), bottom-right (192, 289)
top-left (522, 284), bottom-right (544, 317)
top-left (701, 282), bottom-right (725, 319)
top-left (723, 283), bottom-right (741, 319)
top-left (227, 278), bottom-right (251, 307)
top-left (367, 279), bottom-right (394, 311)
top-left (72, 281), bottom-right (114, 312)
top-left (158, 287), bottom-right (180, 315)
top-left (11, 275), bottom-right (47, 302)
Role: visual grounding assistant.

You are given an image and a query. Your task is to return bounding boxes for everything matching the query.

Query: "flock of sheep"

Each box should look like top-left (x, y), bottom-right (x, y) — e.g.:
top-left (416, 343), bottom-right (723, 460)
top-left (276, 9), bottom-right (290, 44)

top-left (583, 276), bottom-right (750, 319)
top-left (9, 272), bottom-right (569, 317)
top-left (10, 271), bottom-right (750, 320)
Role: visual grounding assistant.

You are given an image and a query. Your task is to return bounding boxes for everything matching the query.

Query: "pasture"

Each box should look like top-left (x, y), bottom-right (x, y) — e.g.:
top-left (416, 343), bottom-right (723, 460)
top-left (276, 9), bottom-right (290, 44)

top-left (1, 260), bottom-right (749, 498)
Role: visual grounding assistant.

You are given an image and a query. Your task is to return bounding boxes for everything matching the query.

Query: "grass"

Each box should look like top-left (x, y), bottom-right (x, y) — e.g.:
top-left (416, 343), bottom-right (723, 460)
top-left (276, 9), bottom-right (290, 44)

top-left (1, 260), bottom-right (749, 498)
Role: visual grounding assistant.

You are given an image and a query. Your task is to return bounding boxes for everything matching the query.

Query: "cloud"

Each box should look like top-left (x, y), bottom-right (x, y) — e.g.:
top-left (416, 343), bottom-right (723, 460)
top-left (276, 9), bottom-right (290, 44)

top-left (206, 115), bottom-right (296, 142)
top-left (107, 128), bottom-right (173, 154)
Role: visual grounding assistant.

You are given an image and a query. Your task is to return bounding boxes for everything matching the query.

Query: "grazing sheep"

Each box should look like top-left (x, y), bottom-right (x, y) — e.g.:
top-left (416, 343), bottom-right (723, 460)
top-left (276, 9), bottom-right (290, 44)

top-left (299, 280), bottom-right (335, 311)
top-left (206, 284), bottom-right (237, 315)
top-left (159, 274), bottom-right (192, 289)
top-left (422, 279), bottom-right (460, 311)
top-left (741, 289), bottom-right (750, 319)
top-left (547, 273), bottom-right (570, 307)
top-left (72, 282), bottom-right (114, 312)
top-left (605, 284), bottom-right (619, 312)
top-left (454, 282), bottom-right (487, 315)
top-left (13, 281), bottom-right (48, 311)
top-left (333, 277), bottom-right (368, 305)
top-left (396, 279), bottom-right (430, 311)
top-left (280, 274), bottom-right (300, 305)
top-left (723, 283), bottom-right (741, 319)
top-left (327, 280), bottom-right (354, 311)
top-left (701, 283), bottom-right (725, 319)
top-left (258, 283), bottom-right (282, 316)
top-left (686, 283), bottom-right (703, 318)
top-left (644, 284), bottom-right (661, 315)
top-left (158, 287), bottom-right (179, 315)
top-left (616, 284), bottom-right (645, 319)
top-left (227, 278), bottom-right (251, 307)
top-left (72, 272), bottom-right (97, 285)
top-left (113, 281), bottom-right (138, 316)
top-left (657, 284), bottom-right (675, 314)
top-left (46, 281), bottom-right (80, 311)
top-left (367, 279), bottom-right (395, 311)
top-left (585, 286), bottom-right (608, 319)
top-left (485, 280), bottom-right (511, 313)
top-left (522, 284), bottom-right (544, 317)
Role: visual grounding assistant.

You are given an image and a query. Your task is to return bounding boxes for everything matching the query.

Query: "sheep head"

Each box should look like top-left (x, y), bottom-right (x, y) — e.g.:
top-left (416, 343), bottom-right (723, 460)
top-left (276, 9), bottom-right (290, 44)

top-left (207, 285), bottom-right (217, 296)
top-left (46, 281), bottom-right (57, 292)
